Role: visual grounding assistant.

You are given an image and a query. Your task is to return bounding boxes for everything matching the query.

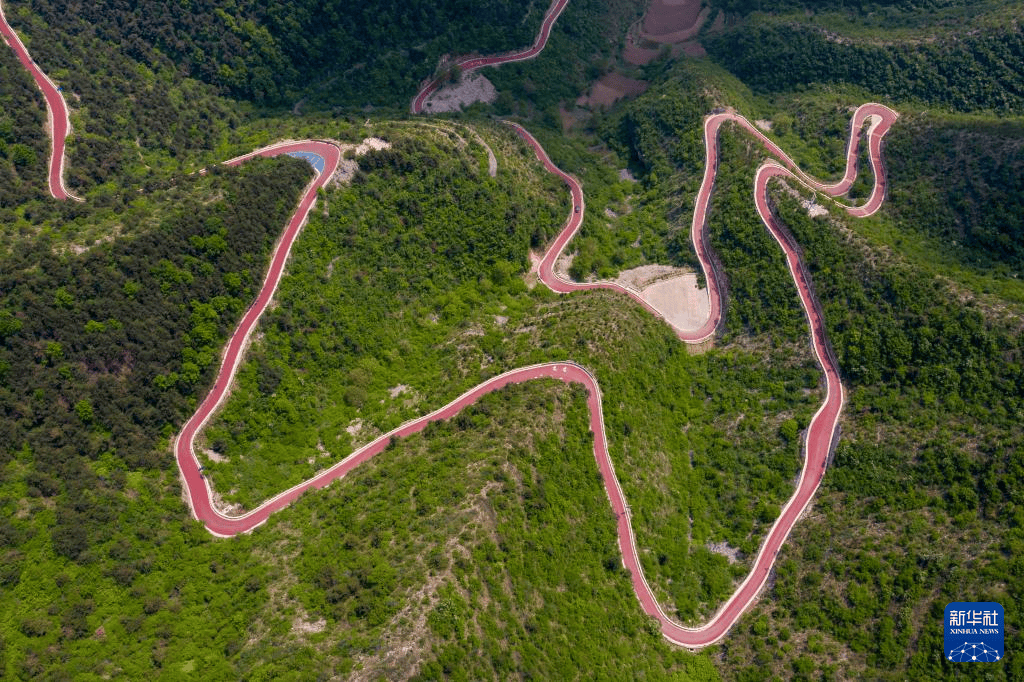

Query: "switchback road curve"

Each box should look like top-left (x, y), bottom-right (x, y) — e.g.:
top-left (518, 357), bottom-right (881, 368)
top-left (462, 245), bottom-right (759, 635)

top-left (411, 0), bottom-right (570, 113)
top-left (507, 103), bottom-right (895, 646)
top-left (508, 104), bottom-right (897, 343)
top-left (171, 103), bottom-right (893, 647)
top-left (6, 1), bottom-right (897, 650)
top-left (0, 0), bottom-right (79, 200)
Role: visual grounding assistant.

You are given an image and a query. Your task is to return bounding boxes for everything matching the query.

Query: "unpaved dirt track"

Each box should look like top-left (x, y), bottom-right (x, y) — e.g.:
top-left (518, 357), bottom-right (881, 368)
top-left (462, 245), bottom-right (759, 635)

top-left (7, 0), bottom-right (897, 650)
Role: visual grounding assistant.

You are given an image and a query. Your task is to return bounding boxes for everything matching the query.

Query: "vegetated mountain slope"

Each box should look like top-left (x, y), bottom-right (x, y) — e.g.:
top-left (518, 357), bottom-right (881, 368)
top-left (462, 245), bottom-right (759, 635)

top-left (701, 0), bottom-right (1024, 114)
top-left (2, 0), bottom-right (255, 247)
top-left (0, 107), bottom-right (722, 676)
top-left (885, 115), bottom-right (1024, 273)
top-left (705, 20), bottom-right (1024, 113)
top-left (0, 156), bottom-right (312, 545)
top-left (600, 60), bottom-right (1024, 680)
top-left (22, 0), bottom-right (549, 107)
top-left (192, 121), bottom-right (824, 663)
top-left (0, 37), bottom-right (48, 210)
top-left (483, 0), bottom-right (645, 115)
top-left (3, 0), bottom-right (1023, 679)
top-left (698, 0), bottom-right (1024, 277)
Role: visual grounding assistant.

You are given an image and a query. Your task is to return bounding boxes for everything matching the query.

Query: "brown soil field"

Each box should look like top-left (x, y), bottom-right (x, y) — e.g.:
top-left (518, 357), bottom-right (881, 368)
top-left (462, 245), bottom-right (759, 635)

top-left (624, 0), bottom-right (708, 64)
top-left (623, 36), bottom-right (662, 66)
top-left (576, 72), bottom-right (649, 108)
top-left (643, 0), bottom-right (703, 38)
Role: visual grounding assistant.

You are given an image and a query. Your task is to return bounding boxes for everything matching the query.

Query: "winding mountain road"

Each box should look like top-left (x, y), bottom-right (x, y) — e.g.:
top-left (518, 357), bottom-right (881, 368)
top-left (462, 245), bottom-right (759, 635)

top-left (411, 0), bottom-right (570, 114)
top-left (0, 0), bottom-right (79, 200)
top-left (5, 0), bottom-right (897, 650)
top-left (509, 104), bottom-right (897, 343)
top-left (509, 103), bottom-right (895, 646)
top-left (181, 103), bottom-right (895, 647)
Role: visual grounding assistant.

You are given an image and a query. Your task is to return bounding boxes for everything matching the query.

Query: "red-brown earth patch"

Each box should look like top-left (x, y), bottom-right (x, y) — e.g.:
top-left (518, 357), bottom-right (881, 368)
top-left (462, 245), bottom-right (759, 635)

top-left (642, 0), bottom-right (703, 38)
top-left (576, 72), bottom-right (649, 108)
top-left (624, 0), bottom-right (709, 64)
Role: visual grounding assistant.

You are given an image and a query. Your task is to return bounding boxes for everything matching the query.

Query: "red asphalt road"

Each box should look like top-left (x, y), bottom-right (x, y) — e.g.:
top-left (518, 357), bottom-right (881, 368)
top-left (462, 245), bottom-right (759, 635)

top-left (6, 0), bottom-right (898, 648)
top-left (174, 140), bottom-right (341, 536)
top-left (0, 0), bottom-right (79, 200)
top-left (171, 103), bottom-right (894, 645)
top-left (511, 103), bottom-right (898, 344)
top-left (508, 103), bottom-right (895, 646)
top-left (411, 0), bottom-right (570, 113)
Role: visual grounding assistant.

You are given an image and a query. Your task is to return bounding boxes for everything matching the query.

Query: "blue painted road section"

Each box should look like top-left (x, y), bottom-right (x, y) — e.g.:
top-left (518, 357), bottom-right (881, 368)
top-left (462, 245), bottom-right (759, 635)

top-left (286, 151), bottom-right (326, 174)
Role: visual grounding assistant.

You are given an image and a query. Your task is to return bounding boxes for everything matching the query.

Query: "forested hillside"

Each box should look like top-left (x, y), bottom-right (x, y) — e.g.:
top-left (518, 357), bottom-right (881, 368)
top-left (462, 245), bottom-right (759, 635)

top-left (24, 0), bottom-right (550, 107)
top-left (595, 59), bottom-right (1024, 679)
top-left (0, 157), bottom-right (312, 552)
top-left (886, 116), bottom-right (1024, 272)
top-left (3, 0), bottom-right (1024, 678)
top-left (0, 36), bottom-right (48, 210)
top-left (706, 22), bottom-right (1024, 113)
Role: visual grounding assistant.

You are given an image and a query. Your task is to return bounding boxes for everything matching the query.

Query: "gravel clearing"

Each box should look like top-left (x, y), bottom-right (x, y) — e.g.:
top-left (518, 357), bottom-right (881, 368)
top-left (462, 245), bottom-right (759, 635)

top-left (422, 72), bottom-right (497, 113)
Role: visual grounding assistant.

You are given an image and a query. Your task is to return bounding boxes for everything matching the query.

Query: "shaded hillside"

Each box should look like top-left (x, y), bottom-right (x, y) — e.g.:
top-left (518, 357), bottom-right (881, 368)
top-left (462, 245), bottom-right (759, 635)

top-left (705, 21), bottom-right (1024, 113)
top-left (0, 33), bottom-right (48, 210)
top-left (24, 0), bottom-right (549, 106)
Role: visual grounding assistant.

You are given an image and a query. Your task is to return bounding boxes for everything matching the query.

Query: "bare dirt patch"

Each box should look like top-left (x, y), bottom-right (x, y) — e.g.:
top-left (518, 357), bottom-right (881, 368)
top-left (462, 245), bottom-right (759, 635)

top-left (707, 540), bottom-right (742, 564)
top-left (643, 0), bottom-right (704, 38)
top-left (201, 447), bottom-right (228, 464)
top-left (612, 265), bottom-right (710, 332)
top-left (623, 37), bottom-right (663, 66)
top-left (576, 72), bottom-right (649, 109)
top-left (625, 0), bottom-right (709, 64)
top-left (613, 264), bottom-right (689, 290)
top-left (354, 137), bottom-right (390, 155)
top-left (555, 251), bottom-right (579, 282)
top-left (330, 137), bottom-right (392, 186)
top-left (775, 177), bottom-right (833, 219)
top-left (555, 262), bottom-right (711, 332)
top-left (207, 482), bottom-right (246, 517)
top-left (803, 199), bottom-right (830, 218)
top-left (640, 272), bottom-right (710, 333)
top-left (421, 72), bottom-right (497, 113)
top-left (291, 616), bottom-right (326, 634)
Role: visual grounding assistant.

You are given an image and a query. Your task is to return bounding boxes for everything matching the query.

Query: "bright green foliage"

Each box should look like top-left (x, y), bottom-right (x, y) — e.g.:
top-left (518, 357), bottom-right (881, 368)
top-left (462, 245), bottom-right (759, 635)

top-left (3, 0), bottom-right (1023, 677)
top-left (202, 129), bottom-right (822, 638)
top-left (602, 59), bottom-right (1024, 679)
